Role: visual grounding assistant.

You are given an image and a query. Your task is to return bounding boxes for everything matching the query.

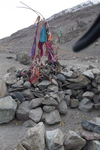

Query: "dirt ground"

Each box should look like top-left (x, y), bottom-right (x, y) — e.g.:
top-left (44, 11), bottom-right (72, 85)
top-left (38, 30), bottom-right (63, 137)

top-left (0, 49), bottom-right (100, 150)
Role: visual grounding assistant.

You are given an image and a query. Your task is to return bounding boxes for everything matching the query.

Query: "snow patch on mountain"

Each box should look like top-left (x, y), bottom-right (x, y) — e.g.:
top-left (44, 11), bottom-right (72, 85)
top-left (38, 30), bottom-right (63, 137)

top-left (47, 0), bottom-right (100, 21)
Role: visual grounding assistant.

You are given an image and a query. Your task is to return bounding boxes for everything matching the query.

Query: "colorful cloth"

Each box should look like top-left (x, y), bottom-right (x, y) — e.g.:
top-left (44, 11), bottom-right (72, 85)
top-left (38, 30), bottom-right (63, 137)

top-left (30, 22), bottom-right (39, 59)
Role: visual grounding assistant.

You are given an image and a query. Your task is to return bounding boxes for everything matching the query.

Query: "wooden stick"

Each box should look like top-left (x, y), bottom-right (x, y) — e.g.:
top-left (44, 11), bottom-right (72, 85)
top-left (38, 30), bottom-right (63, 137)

top-left (19, 1), bottom-right (45, 19)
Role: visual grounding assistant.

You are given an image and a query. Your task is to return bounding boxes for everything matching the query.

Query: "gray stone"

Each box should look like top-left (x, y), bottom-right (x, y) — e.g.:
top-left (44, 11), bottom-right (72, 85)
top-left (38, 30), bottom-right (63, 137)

top-left (57, 73), bottom-right (66, 82)
top-left (95, 75), bottom-right (100, 83)
top-left (3, 72), bottom-right (17, 85)
top-left (29, 98), bottom-right (44, 109)
top-left (54, 91), bottom-right (65, 103)
top-left (10, 92), bottom-right (25, 102)
top-left (21, 89), bottom-right (34, 100)
top-left (46, 128), bottom-right (64, 150)
top-left (88, 64), bottom-right (96, 69)
top-left (76, 90), bottom-right (84, 101)
top-left (64, 89), bottom-right (72, 96)
top-left (47, 85), bottom-right (58, 92)
top-left (82, 91), bottom-right (94, 100)
top-left (93, 94), bottom-right (100, 104)
top-left (89, 140), bottom-right (100, 150)
top-left (64, 95), bottom-right (71, 106)
top-left (64, 130), bottom-right (86, 150)
top-left (17, 143), bottom-right (26, 150)
top-left (31, 90), bottom-right (44, 98)
top-left (0, 96), bottom-right (17, 124)
top-left (16, 52), bottom-right (30, 65)
top-left (37, 80), bottom-right (51, 90)
top-left (81, 120), bottom-right (100, 134)
top-left (80, 127), bottom-right (100, 140)
top-left (0, 79), bottom-right (8, 98)
top-left (91, 68), bottom-right (100, 75)
top-left (21, 122), bottom-right (45, 150)
top-left (82, 70), bottom-right (94, 79)
top-left (79, 98), bottom-right (94, 112)
top-left (92, 80), bottom-right (98, 88)
top-left (70, 98), bottom-right (79, 108)
top-left (16, 78), bottom-right (24, 86)
top-left (29, 107), bottom-right (43, 123)
top-left (62, 71), bottom-right (73, 78)
top-left (42, 97), bottom-right (58, 106)
top-left (57, 146), bottom-right (64, 150)
top-left (66, 75), bottom-right (91, 89)
top-left (23, 120), bottom-right (36, 128)
top-left (51, 79), bottom-right (58, 86)
top-left (94, 103), bottom-right (100, 109)
top-left (43, 106), bottom-right (55, 113)
top-left (23, 81), bottom-right (31, 89)
top-left (7, 66), bottom-right (16, 73)
top-left (16, 101), bottom-right (31, 121)
top-left (45, 110), bottom-right (61, 125)
top-left (57, 100), bottom-right (68, 114)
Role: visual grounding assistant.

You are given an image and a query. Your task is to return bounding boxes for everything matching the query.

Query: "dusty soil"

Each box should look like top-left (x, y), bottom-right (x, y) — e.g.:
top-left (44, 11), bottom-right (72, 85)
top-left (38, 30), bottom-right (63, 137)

top-left (0, 48), bottom-right (100, 150)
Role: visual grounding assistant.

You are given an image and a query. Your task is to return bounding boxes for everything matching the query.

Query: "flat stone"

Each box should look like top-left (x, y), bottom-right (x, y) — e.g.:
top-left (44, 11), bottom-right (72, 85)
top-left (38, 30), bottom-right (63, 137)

top-left (47, 85), bottom-right (58, 92)
top-left (43, 106), bottom-right (55, 113)
top-left (80, 127), bottom-right (100, 140)
top-left (29, 98), bottom-right (44, 109)
top-left (81, 120), bottom-right (100, 134)
top-left (42, 97), bottom-right (58, 106)
top-left (10, 92), bottom-right (25, 102)
top-left (37, 80), bottom-right (51, 90)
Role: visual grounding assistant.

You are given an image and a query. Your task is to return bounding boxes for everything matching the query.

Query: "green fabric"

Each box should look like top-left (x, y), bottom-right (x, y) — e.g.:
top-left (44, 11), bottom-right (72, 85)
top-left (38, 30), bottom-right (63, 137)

top-left (58, 28), bottom-right (62, 43)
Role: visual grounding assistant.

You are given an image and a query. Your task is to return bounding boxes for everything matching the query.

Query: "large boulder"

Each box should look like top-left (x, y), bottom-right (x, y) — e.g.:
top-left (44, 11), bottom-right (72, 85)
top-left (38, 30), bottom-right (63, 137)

top-left (0, 96), bottom-right (17, 124)
top-left (21, 122), bottom-right (45, 150)
top-left (16, 52), bottom-right (30, 65)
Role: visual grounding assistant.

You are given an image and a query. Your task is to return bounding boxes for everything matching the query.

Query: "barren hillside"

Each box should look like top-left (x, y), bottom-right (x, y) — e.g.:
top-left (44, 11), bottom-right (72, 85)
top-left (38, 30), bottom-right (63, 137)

top-left (0, 3), bottom-right (100, 58)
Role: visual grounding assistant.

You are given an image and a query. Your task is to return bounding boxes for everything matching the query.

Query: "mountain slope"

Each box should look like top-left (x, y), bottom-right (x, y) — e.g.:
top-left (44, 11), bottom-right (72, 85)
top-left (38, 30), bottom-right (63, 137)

top-left (0, 2), bottom-right (100, 57)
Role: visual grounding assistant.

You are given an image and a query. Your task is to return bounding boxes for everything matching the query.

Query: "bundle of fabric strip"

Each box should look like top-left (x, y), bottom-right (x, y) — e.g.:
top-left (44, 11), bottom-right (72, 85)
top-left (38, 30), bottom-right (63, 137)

top-left (29, 16), bottom-right (60, 84)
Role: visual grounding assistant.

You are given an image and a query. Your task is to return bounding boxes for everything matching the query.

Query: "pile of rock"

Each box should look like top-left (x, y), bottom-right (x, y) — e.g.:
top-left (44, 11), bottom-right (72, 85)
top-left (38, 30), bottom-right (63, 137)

top-left (0, 63), bottom-right (100, 123)
top-left (1, 62), bottom-right (100, 149)
top-left (17, 118), bottom-right (100, 150)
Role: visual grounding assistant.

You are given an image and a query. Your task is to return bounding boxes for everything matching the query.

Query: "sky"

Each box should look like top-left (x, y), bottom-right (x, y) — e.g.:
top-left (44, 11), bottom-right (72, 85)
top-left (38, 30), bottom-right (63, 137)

top-left (0, 0), bottom-right (90, 39)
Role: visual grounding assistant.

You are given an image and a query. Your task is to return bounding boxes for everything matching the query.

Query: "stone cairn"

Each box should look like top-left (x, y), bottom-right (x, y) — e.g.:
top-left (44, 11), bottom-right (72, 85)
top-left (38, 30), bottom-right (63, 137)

top-left (1, 60), bottom-right (100, 150)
